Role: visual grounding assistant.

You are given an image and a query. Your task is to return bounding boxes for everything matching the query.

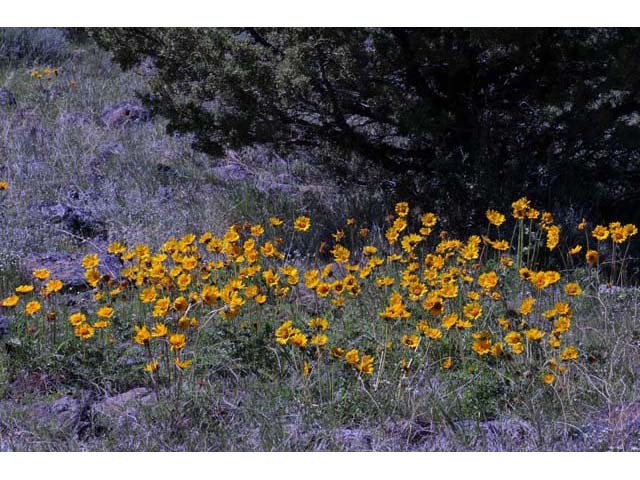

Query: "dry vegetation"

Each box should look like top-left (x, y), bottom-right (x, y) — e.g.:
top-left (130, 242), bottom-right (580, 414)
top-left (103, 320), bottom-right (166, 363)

top-left (2, 29), bottom-right (640, 452)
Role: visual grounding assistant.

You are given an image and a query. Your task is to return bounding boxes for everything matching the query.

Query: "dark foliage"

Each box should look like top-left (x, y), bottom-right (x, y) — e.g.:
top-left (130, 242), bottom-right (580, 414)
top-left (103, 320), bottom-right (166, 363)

top-left (87, 28), bottom-right (640, 233)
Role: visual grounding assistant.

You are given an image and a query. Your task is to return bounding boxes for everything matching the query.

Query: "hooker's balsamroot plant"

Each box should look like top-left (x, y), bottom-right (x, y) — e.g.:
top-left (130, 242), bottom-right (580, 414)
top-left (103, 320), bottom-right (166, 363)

top-left (1, 195), bottom-right (637, 404)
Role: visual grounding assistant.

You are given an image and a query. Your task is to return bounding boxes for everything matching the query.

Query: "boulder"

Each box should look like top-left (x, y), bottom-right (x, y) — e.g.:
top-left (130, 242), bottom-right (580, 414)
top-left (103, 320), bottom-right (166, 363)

top-left (100, 101), bottom-right (150, 128)
top-left (212, 163), bottom-right (251, 182)
top-left (31, 391), bottom-right (94, 432)
top-left (90, 388), bottom-right (155, 428)
top-left (33, 395), bottom-right (83, 430)
top-left (57, 111), bottom-right (91, 126)
top-left (0, 88), bottom-right (16, 107)
top-left (40, 201), bottom-right (107, 240)
top-left (97, 142), bottom-right (125, 162)
top-left (23, 250), bottom-right (122, 291)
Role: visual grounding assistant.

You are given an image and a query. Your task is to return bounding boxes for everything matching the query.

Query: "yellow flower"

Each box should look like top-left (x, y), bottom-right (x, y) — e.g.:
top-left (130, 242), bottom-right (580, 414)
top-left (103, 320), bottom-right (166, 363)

top-left (82, 253), bottom-right (100, 269)
top-left (140, 287), bottom-right (157, 303)
top-left (303, 360), bottom-right (310, 377)
top-left (25, 301), bottom-right (41, 316)
top-left (75, 323), bottom-right (95, 340)
top-left (310, 334), bottom-right (328, 348)
top-left (591, 225), bottom-right (609, 241)
top-left (440, 313), bottom-right (457, 330)
top-left (15, 284), bottom-right (34, 294)
top-left (565, 282), bottom-right (582, 296)
top-left (177, 273), bottom-right (192, 291)
top-left (543, 373), bottom-right (555, 385)
top-left (478, 271), bottom-right (499, 289)
top-left (173, 296), bottom-right (188, 312)
top-left (309, 317), bottom-right (329, 331)
top-left (293, 216), bottom-right (311, 232)
top-left (546, 225), bottom-right (560, 251)
top-left (421, 212), bottom-right (438, 228)
top-left (578, 218), bottom-right (587, 230)
top-left (69, 312), bottom-right (86, 326)
top-left (151, 322), bottom-right (168, 338)
top-left (486, 209), bottom-right (506, 226)
top-left (463, 302), bottom-right (482, 320)
top-left (175, 358), bottom-right (193, 370)
top-left (289, 332), bottom-right (308, 349)
top-left (152, 297), bottom-right (170, 317)
top-left (250, 224), bottom-right (264, 237)
top-left (624, 224), bottom-right (638, 237)
top-left (93, 320), bottom-right (109, 329)
top-left (568, 245), bottom-right (582, 255)
top-left (560, 346), bottom-right (578, 361)
top-left (544, 270), bottom-right (561, 286)
top-left (108, 241), bottom-right (127, 255)
top-left (2, 295), bottom-right (20, 307)
top-left (357, 355), bottom-right (374, 375)
top-left (181, 256), bottom-right (198, 270)
top-left (97, 306), bottom-right (113, 319)
top-left (345, 349), bottom-right (360, 366)
top-left (331, 347), bottom-right (345, 358)
top-left (554, 301), bottom-right (571, 317)
top-left (525, 328), bottom-right (545, 341)
top-left (275, 320), bottom-right (295, 345)
top-left (472, 332), bottom-right (493, 355)
top-left (518, 297), bottom-right (535, 316)
top-left (169, 333), bottom-right (186, 352)
top-left (331, 244), bottom-right (350, 264)
top-left (401, 233), bottom-right (423, 253)
top-left (505, 331), bottom-right (522, 345)
top-left (500, 255), bottom-right (513, 268)
top-left (84, 268), bottom-right (101, 287)
top-left (316, 282), bottom-right (331, 298)
top-left (395, 202), bottom-right (409, 217)
top-left (402, 334), bottom-right (420, 349)
top-left (44, 279), bottom-right (64, 294)
top-left (442, 357), bottom-right (453, 369)
top-left (586, 249), bottom-right (599, 266)
top-left (134, 325), bottom-right (151, 345)
top-left (177, 316), bottom-right (191, 330)
top-left (549, 334), bottom-right (562, 349)
top-left (554, 316), bottom-right (571, 333)
top-left (144, 359), bottom-right (159, 372)
top-left (0, 181), bottom-right (8, 190)
top-left (269, 217), bottom-right (283, 227)
top-left (511, 197), bottom-right (531, 219)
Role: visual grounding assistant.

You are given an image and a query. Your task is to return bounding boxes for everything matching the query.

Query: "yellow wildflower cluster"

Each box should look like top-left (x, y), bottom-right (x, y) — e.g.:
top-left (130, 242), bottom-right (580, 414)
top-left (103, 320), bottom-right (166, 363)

top-left (1, 197), bottom-right (637, 391)
top-left (30, 66), bottom-right (60, 80)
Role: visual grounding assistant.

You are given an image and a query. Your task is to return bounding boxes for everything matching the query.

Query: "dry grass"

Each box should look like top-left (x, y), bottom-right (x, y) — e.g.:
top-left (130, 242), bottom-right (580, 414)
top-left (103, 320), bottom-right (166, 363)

top-left (2, 30), bottom-right (640, 452)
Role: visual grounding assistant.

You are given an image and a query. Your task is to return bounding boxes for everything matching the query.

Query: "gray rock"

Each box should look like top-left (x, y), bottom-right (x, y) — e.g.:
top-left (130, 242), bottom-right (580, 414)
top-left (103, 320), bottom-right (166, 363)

top-left (40, 201), bottom-right (107, 240)
top-left (212, 163), bottom-right (251, 182)
top-left (0, 88), bottom-right (16, 107)
top-left (97, 142), bottom-right (124, 161)
top-left (33, 395), bottom-right (82, 430)
top-left (31, 391), bottom-right (94, 432)
top-left (101, 101), bottom-right (150, 128)
top-left (90, 388), bottom-right (155, 428)
top-left (256, 179), bottom-right (297, 194)
top-left (57, 111), bottom-right (91, 126)
top-left (23, 250), bottom-right (122, 291)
